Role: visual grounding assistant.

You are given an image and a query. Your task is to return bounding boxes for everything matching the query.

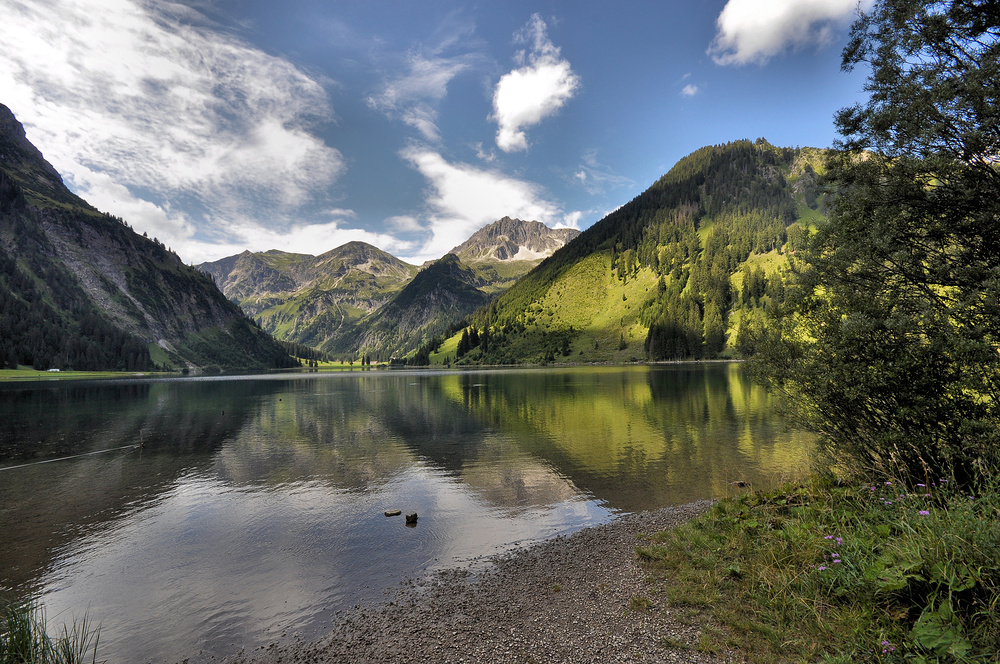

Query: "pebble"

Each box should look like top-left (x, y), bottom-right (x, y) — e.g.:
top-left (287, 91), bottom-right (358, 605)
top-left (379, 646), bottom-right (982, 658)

top-left (220, 502), bottom-right (737, 664)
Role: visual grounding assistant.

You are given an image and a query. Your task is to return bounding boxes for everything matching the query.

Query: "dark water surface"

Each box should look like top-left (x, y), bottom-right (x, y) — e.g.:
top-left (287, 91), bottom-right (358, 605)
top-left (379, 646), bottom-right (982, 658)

top-left (0, 365), bottom-right (812, 663)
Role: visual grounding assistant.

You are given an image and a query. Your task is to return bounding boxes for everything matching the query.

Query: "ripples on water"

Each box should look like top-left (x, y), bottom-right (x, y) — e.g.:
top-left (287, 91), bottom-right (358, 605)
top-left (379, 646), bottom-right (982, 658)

top-left (0, 365), bottom-right (812, 663)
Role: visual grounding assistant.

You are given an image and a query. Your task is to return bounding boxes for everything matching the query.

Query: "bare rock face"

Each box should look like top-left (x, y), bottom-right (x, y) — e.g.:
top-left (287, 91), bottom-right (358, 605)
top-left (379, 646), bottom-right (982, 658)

top-left (449, 217), bottom-right (580, 263)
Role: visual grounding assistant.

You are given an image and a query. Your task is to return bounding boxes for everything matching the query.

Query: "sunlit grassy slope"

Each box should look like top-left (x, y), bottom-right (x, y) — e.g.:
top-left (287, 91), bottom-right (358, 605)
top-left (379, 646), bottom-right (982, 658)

top-left (424, 140), bottom-right (828, 366)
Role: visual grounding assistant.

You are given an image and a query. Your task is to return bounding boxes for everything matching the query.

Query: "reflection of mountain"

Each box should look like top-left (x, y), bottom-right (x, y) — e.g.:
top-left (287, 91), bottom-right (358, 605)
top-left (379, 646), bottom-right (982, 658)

top-left (0, 379), bottom-right (276, 593)
top-left (0, 367), bottom-right (812, 602)
top-left (221, 373), bottom-right (584, 511)
top-left (418, 365), bottom-right (813, 510)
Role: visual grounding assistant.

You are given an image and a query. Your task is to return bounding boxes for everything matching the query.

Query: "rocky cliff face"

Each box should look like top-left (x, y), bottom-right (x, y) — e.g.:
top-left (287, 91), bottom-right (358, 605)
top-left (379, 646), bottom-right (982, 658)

top-left (449, 217), bottom-right (580, 263)
top-left (0, 103), bottom-right (295, 371)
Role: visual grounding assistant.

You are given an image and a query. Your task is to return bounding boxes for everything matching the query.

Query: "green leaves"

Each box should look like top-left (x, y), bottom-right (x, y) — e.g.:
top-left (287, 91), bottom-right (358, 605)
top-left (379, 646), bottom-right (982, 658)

top-left (758, 0), bottom-right (1000, 488)
top-left (911, 599), bottom-right (973, 661)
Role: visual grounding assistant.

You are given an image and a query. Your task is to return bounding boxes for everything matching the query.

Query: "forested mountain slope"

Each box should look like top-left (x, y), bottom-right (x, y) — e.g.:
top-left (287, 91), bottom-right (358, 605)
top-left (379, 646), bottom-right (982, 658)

top-left (439, 139), bottom-right (825, 365)
top-left (323, 253), bottom-right (493, 360)
top-left (0, 103), bottom-right (295, 371)
top-left (199, 243), bottom-right (418, 349)
top-left (200, 217), bottom-right (579, 359)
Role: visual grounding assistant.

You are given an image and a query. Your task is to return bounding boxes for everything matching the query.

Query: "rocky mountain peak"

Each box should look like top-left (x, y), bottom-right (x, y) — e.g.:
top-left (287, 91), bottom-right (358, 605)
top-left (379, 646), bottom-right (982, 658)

top-left (449, 217), bottom-right (580, 263)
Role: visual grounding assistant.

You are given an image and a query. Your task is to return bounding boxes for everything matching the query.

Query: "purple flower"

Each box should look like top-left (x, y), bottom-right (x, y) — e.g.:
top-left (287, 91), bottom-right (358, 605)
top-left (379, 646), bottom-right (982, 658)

top-left (818, 566), bottom-right (827, 570)
top-left (885, 481), bottom-right (893, 485)
top-left (919, 510), bottom-right (930, 516)
top-left (917, 483), bottom-right (926, 487)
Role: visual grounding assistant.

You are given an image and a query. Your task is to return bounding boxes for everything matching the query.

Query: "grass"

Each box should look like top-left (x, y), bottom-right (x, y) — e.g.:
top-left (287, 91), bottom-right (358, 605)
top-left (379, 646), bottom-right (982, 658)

top-left (639, 474), bottom-right (1000, 663)
top-left (0, 600), bottom-right (101, 664)
top-left (0, 367), bottom-right (169, 382)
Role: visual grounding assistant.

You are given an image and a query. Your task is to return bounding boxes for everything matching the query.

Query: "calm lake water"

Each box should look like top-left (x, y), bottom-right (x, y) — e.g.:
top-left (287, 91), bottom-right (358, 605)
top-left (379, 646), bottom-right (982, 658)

top-left (0, 365), bottom-right (812, 663)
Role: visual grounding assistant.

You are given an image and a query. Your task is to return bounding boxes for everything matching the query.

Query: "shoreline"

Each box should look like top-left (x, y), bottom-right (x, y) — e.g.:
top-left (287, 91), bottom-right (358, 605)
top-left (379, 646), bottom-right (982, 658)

top-left (221, 501), bottom-right (736, 664)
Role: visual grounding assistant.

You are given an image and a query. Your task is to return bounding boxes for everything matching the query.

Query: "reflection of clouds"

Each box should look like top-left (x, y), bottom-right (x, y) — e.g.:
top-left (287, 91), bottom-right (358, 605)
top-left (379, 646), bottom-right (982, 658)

top-left (457, 434), bottom-right (579, 511)
top-left (39, 457), bottom-right (609, 664)
top-left (10, 367), bottom-right (813, 664)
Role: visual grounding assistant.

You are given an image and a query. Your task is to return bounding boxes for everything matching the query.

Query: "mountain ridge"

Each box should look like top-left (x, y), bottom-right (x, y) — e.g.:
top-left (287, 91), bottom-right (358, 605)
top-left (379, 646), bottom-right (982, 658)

top-left (436, 139), bottom-right (826, 365)
top-left (0, 103), bottom-right (296, 371)
top-left (199, 217), bottom-right (580, 358)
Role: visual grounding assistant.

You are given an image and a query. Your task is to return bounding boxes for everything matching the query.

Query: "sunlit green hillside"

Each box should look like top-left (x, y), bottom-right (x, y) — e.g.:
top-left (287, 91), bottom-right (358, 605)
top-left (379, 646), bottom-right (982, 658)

top-left (431, 140), bottom-right (827, 365)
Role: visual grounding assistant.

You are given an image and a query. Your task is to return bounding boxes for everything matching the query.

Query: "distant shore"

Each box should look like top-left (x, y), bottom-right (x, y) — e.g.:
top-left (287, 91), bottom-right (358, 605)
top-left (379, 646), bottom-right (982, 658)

top-left (221, 501), bottom-right (735, 664)
top-left (0, 359), bottom-right (741, 384)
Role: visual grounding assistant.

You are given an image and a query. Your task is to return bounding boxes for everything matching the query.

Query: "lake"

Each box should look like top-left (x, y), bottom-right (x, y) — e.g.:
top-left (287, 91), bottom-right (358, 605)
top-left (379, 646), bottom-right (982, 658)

top-left (0, 364), bottom-right (812, 663)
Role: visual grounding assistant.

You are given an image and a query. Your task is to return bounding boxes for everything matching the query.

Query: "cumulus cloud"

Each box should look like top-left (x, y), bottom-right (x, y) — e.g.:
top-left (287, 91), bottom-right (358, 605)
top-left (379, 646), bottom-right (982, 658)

top-left (709, 0), bottom-right (870, 65)
top-left (0, 0), bottom-right (346, 261)
top-left (681, 84), bottom-right (699, 97)
top-left (491, 14), bottom-right (580, 152)
top-left (367, 53), bottom-right (477, 142)
top-left (400, 145), bottom-right (576, 262)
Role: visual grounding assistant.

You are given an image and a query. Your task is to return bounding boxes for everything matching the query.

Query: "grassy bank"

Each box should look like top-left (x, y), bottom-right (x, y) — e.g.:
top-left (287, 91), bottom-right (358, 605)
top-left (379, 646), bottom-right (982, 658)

top-left (639, 475), bottom-right (1000, 663)
top-left (0, 367), bottom-right (171, 382)
top-left (0, 601), bottom-right (100, 664)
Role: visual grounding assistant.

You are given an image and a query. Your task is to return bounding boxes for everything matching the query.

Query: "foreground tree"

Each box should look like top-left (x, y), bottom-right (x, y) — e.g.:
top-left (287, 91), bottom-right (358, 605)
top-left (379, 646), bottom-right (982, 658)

top-left (764, 0), bottom-right (1000, 484)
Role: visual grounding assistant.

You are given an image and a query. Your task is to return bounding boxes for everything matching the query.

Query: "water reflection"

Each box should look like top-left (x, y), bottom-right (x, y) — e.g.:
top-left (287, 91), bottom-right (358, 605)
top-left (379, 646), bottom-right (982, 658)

top-left (0, 366), bottom-right (811, 663)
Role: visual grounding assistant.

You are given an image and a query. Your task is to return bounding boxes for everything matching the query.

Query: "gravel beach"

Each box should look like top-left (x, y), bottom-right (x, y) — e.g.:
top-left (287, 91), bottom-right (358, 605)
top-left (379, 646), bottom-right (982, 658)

top-left (223, 501), bottom-right (740, 664)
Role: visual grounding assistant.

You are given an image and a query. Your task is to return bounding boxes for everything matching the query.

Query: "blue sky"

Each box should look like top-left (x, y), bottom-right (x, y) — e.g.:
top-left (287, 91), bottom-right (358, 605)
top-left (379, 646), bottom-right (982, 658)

top-left (0, 0), bottom-right (871, 264)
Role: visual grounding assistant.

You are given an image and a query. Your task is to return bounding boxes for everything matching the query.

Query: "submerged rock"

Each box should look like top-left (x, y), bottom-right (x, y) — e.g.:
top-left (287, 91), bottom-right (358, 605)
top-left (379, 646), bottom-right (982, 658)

top-left (384, 509), bottom-right (402, 517)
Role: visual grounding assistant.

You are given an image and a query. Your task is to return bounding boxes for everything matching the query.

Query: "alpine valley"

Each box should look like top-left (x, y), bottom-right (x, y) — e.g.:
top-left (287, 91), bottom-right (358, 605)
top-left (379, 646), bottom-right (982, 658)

top-left (2, 99), bottom-right (826, 371)
top-left (197, 218), bottom-right (580, 361)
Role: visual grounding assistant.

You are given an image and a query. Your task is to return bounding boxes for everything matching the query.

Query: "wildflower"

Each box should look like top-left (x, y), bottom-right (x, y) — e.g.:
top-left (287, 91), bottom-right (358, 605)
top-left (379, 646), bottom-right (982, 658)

top-left (885, 481), bottom-right (893, 485)
top-left (917, 483), bottom-right (926, 487)
top-left (818, 566), bottom-right (827, 571)
top-left (825, 535), bottom-right (834, 540)
top-left (919, 510), bottom-right (930, 516)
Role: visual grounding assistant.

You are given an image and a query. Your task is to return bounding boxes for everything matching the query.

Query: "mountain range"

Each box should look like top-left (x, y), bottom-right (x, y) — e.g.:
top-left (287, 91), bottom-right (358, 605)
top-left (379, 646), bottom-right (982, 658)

top-left (198, 217), bottom-right (580, 359)
top-left (2, 100), bottom-right (825, 371)
top-left (0, 103), bottom-right (295, 372)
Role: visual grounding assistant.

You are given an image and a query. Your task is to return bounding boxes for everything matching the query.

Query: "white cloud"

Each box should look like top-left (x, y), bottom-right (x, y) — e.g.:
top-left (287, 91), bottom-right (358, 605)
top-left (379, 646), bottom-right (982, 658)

top-left (474, 142), bottom-right (497, 163)
top-left (181, 213), bottom-right (416, 265)
top-left (492, 14), bottom-right (580, 152)
top-left (681, 84), bottom-right (699, 97)
top-left (709, 0), bottom-right (870, 66)
top-left (399, 145), bottom-right (574, 262)
top-left (386, 215), bottom-right (425, 233)
top-left (0, 0), bottom-right (345, 260)
top-left (572, 150), bottom-right (632, 196)
top-left (367, 53), bottom-right (477, 142)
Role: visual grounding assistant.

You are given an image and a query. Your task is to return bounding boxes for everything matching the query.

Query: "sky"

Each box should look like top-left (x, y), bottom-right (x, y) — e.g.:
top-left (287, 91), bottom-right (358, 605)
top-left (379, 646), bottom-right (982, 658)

top-left (0, 0), bottom-right (873, 265)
